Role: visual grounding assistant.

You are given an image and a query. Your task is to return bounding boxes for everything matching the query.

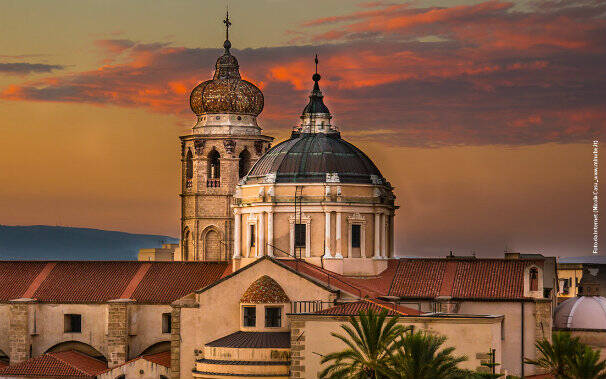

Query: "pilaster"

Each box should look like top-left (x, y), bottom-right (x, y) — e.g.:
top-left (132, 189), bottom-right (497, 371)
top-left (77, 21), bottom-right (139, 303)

top-left (107, 299), bottom-right (134, 368)
top-left (8, 298), bottom-right (35, 365)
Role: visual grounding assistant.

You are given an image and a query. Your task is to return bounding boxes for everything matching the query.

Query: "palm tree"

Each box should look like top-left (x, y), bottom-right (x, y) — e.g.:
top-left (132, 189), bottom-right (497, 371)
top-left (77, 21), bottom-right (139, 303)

top-left (567, 345), bottom-right (606, 379)
top-left (319, 308), bottom-right (408, 379)
top-left (524, 332), bottom-right (583, 378)
top-left (380, 329), bottom-right (469, 379)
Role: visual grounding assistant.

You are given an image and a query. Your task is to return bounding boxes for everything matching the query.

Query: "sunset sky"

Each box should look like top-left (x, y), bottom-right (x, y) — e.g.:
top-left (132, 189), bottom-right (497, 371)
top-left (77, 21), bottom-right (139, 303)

top-left (1, 0), bottom-right (605, 257)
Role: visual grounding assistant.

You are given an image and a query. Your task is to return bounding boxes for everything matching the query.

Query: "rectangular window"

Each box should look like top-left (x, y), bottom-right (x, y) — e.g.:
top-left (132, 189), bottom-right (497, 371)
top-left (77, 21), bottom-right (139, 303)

top-left (351, 224), bottom-right (361, 248)
top-left (243, 306), bottom-right (256, 327)
top-left (250, 225), bottom-right (256, 247)
top-left (162, 313), bottom-right (172, 334)
top-left (294, 224), bottom-right (306, 248)
top-left (64, 314), bottom-right (81, 333)
top-left (265, 307), bottom-right (282, 328)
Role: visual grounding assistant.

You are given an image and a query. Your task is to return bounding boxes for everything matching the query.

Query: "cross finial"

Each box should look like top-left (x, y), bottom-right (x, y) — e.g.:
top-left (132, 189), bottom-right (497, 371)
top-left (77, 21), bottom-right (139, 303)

top-left (223, 10), bottom-right (231, 41)
top-left (314, 54), bottom-right (319, 74)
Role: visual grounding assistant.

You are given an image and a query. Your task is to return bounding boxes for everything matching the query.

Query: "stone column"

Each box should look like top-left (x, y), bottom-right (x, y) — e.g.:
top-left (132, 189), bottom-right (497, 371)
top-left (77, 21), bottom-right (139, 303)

top-left (170, 307), bottom-right (181, 379)
top-left (267, 211), bottom-right (274, 257)
top-left (107, 299), bottom-right (133, 368)
top-left (335, 212), bottom-right (343, 258)
top-left (258, 212), bottom-right (265, 257)
top-left (323, 211), bottom-right (332, 258)
top-left (390, 214), bottom-right (395, 258)
top-left (245, 216), bottom-right (251, 258)
top-left (233, 210), bottom-right (241, 258)
top-left (9, 299), bottom-right (34, 365)
top-left (381, 213), bottom-right (387, 258)
top-left (374, 213), bottom-right (381, 259)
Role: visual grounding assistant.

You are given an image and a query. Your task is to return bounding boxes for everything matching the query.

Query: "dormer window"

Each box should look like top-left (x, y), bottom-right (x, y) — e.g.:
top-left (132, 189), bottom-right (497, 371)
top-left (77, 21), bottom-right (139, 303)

top-left (529, 267), bottom-right (539, 291)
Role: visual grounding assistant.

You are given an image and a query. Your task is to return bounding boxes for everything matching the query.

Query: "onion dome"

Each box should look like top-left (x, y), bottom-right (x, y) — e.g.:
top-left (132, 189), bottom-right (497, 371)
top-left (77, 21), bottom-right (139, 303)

top-left (240, 276), bottom-right (290, 303)
top-left (189, 14), bottom-right (264, 117)
top-left (554, 296), bottom-right (606, 329)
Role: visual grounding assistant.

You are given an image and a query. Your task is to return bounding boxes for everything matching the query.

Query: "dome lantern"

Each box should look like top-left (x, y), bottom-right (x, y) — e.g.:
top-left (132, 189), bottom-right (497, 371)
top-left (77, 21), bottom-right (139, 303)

top-left (295, 55), bottom-right (337, 135)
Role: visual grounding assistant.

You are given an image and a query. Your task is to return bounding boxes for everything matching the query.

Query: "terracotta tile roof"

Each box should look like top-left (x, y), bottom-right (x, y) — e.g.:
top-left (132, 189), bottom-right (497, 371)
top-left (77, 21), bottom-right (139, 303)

top-left (240, 275), bottom-right (290, 303)
top-left (0, 261), bottom-right (230, 304)
top-left (142, 351), bottom-right (171, 368)
top-left (314, 299), bottom-right (422, 316)
top-left (279, 257), bottom-right (543, 300)
top-left (0, 262), bottom-right (47, 301)
top-left (0, 350), bottom-right (107, 378)
top-left (206, 331), bottom-right (291, 349)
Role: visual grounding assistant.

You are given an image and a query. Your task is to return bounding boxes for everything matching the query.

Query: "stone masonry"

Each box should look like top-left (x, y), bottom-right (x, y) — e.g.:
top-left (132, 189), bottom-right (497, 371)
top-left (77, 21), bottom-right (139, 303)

top-left (106, 300), bottom-right (132, 368)
top-left (170, 307), bottom-right (181, 379)
top-left (8, 299), bottom-right (35, 365)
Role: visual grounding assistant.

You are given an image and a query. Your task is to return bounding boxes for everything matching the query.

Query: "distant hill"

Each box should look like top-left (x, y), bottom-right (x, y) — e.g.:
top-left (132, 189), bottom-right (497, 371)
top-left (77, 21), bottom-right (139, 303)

top-left (0, 225), bottom-right (178, 260)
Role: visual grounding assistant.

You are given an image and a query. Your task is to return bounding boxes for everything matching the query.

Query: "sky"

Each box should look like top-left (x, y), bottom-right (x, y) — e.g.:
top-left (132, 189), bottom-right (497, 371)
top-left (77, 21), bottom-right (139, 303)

top-left (0, 0), bottom-right (605, 257)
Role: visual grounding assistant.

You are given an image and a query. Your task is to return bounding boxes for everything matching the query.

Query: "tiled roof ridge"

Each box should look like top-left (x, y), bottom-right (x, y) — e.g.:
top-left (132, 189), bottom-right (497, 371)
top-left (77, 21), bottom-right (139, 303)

top-left (119, 263), bottom-right (152, 299)
top-left (49, 350), bottom-right (106, 375)
top-left (22, 262), bottom-right (56, 298)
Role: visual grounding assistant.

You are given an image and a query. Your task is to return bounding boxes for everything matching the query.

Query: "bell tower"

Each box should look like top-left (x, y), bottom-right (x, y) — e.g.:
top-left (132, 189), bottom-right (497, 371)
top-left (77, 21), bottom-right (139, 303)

top-left (179, 13), bottom-right (273, 261)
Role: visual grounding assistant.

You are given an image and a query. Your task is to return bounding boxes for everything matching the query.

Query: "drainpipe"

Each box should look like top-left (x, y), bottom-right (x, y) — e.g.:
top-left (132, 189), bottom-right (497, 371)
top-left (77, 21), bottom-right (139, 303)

top-left (521, 301), bottom-right (525, 378)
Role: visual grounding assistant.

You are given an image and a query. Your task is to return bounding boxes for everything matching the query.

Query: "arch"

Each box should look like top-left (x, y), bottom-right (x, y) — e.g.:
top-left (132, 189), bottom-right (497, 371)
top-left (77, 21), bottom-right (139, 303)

top-left (208, 149), bottom-right (221, 179)
top-left (529, 267), bottom-right (539, 292)
top-left (186, 149), bottom-right (193, 180)
top-left (239, 148), bottom-right (251, 179)
top-left (201, 226), bottom-right (223, 261)
top-left (182, 228), bottom-right (191, 261)
top-left (45, 341), bottom-right (106, 362)
top-left (139, 341), bottom-right (170, 356)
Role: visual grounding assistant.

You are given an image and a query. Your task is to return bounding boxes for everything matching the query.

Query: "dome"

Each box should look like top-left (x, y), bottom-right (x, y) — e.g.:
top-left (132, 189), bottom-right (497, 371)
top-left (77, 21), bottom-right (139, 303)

top-left (240, 276), bottom-right (290, 304)
top-left (554, 296), bottom-right (606, 329)
top-left (245, 132), bottom-right (386, 185)
top-left (189, 40), bottom-right (264, 116)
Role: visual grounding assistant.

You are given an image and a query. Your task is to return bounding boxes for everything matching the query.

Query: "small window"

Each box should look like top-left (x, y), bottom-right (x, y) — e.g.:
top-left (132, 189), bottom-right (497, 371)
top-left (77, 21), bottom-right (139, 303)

top-left (162, 313), bottom-right (171, 334)
top-left (64, 314), bottom-right (81, 333)
top-left (250, 225), bottom-right (256, 247)
top-left (294, 224), bottom-right (306, 248)
top-left (265, 307), bottom-right (281, 328)
top-left (243, 306), bottom-right (256, 327)
top-left (351, 224), bottom-right (361, 248)
top-left (186, 150), bottom-right (193, 180)
top-left (529, 267), bottom-right (539, 291)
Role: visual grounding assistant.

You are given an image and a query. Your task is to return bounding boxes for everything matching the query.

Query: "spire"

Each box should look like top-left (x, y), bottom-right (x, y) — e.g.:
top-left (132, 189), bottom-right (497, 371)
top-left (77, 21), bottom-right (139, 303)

top-left (302, 54), bottom-right (330, 115)
top-left (223, 9), bottom-right (232, 53)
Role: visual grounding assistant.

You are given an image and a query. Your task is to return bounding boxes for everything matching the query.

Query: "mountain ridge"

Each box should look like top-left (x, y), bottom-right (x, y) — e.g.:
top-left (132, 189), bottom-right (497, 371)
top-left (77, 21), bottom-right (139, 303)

top-left (0, 225), bottom-right (178, 260)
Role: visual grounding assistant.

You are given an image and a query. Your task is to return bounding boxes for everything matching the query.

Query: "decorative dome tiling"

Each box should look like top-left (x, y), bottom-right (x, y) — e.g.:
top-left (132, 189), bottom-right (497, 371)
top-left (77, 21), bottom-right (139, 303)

top-left (240, 275), bottom-right (290, 304)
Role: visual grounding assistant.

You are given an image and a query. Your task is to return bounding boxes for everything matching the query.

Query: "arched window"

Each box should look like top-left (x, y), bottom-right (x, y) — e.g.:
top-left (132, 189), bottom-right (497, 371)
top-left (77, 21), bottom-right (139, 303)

top-left (186, 149), bottom-right (193, 180)
top-left (239, 149), bottom-right (251, 179)
top-left (529, 267), bottom-right (539, 291)
top-left (208, 150), bottom-right (220, 178)
top-left (182, 229), bottom-right (190, 261)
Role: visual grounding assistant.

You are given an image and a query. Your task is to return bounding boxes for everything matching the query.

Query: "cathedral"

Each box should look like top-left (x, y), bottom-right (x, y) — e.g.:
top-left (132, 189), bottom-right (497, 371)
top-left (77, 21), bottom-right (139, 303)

top-left (0, 15), bottom-right (555, 379)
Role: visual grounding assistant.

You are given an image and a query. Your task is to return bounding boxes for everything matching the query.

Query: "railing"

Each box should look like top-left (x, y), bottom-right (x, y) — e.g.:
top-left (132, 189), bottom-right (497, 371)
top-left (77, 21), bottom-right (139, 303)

top-left (206, 179), bottom-right (220, 188)
top-left (291, 300), bottom-right (335, 314)
top-left (267, 242), bottom-right (363, 298)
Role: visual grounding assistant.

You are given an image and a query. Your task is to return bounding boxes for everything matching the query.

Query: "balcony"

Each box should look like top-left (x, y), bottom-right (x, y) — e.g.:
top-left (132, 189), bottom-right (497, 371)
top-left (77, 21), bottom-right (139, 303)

top-left (207, 179), bottom-right (220, 188)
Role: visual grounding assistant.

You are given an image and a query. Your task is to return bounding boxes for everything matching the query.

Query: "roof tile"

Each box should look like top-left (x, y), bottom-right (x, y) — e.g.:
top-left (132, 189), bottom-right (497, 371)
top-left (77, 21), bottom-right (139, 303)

top-left (0, 350), bottom-right (107, 378)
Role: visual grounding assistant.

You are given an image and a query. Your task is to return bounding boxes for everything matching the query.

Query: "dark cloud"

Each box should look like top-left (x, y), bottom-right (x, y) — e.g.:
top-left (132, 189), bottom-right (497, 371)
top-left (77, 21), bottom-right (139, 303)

top-left (0, 62), bottom-right (64, 75)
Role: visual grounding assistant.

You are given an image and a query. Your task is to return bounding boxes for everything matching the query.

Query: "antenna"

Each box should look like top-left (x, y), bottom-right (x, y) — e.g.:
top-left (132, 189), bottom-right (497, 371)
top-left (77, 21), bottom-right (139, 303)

top-left (593, 138), bottom-right (599, 254)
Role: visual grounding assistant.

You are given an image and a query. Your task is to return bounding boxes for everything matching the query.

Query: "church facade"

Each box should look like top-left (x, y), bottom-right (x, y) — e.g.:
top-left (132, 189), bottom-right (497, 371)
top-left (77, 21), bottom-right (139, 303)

top-left (0, 15), bottom-right (556, 379)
